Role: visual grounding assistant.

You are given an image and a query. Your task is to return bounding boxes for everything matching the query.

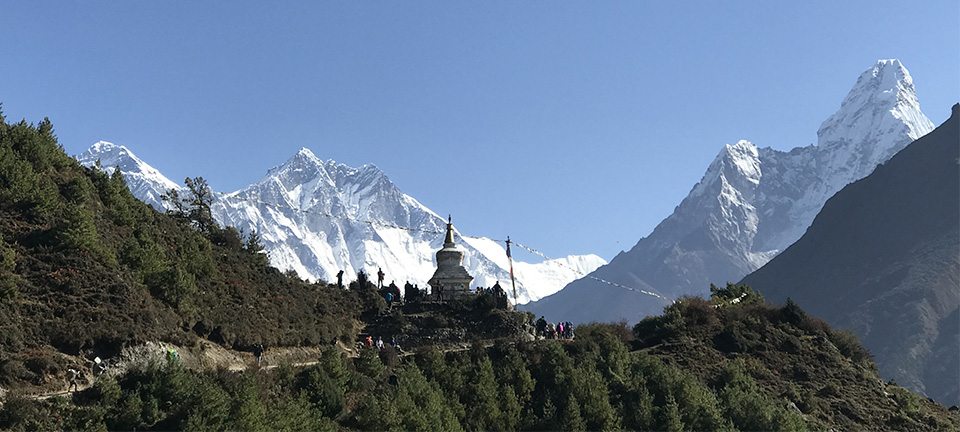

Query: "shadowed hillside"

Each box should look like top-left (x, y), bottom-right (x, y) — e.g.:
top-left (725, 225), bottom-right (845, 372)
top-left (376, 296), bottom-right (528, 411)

top-left (742, 104), bottom-right (960, 405)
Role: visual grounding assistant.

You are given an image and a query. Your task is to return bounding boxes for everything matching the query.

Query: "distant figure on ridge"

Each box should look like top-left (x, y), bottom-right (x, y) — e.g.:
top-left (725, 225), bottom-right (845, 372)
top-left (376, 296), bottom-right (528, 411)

top-left (336, 270), bottom-right (344, 288)
top-left (536, 316), bottom-right (547, 338)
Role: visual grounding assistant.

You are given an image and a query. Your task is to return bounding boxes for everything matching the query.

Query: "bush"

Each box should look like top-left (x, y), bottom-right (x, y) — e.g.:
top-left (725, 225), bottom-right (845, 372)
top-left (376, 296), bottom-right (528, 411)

top-left (0, 240), bottom-right (19, 301)
top-left (678, 296), bottom-right (721, 331)
top-left (710, 283), bottom-right (764, 305)
top-left (829, 329), bottom-right (873, 366)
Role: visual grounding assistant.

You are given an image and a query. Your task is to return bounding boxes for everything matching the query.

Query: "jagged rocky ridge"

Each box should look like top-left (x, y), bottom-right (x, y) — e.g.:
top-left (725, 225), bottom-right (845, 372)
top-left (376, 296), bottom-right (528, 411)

top-left (526, 59), bottom-right (935, 323)
top-left (77, 145), bottom-right (605, 304)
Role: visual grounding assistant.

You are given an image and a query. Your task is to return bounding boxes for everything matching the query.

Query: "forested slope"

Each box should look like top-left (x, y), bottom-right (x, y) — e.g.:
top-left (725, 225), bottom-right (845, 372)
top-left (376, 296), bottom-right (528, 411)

top-left (0, 107), bottom-right (364, 391)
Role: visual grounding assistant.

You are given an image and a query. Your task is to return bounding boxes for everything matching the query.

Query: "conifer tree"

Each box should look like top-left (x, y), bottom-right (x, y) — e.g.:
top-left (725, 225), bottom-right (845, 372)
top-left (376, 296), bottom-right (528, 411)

top-left (560, 394), bottom-right (587, 431)
top-left (185, 177), bottom-right (215, 231)
top-left (463, 355), bottom-right (501, 431)
top-left (355, 347), bottom-right (384, 380)
top-left (228, 375), bottom-right (267, 431)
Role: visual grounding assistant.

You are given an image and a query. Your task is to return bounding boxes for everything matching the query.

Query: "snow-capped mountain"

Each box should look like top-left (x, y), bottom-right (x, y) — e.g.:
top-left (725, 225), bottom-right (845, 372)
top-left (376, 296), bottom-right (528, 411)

top-left (526, 59), bottom-right (935, 323)
top-left (78, 145), bottom-right (605, 304)
top-left (77, 141), bottom-right (184, 210)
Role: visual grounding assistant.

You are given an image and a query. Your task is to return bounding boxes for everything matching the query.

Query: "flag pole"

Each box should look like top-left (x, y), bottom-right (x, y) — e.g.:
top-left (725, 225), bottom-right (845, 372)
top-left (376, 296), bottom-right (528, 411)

top-left (506, 236), bottom-right (518, 306)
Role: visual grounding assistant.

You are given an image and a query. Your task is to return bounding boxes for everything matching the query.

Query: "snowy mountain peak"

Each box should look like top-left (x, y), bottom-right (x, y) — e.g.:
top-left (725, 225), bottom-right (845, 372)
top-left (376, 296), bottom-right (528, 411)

top-left (723, 140), bottom-right (761, 181)
top-left (78, 141), bottom-right (182, 210)
top-left (284, 147), bottom-right (324, 170)
top-left (528, 60), bottom-right (936, 325)
top-left (84, 142), bottom-right (606, 305)
top-left (296, 147), bottom-right (317, 158)
top-left (690, 140), bottom-right (760, 198)
top-left (83, 140), bottom-right (135, 167)
top-left (844, 59), bottom-right (910, 104)
top-left (89, 140), bottom-right (123, 154)
top-left (817, 59), bottom-right (934, 194)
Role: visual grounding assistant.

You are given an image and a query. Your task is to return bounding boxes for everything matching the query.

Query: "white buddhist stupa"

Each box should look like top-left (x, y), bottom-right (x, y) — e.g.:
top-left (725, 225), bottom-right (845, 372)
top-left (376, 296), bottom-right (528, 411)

top-left (427, 217), bottom-right (474, 301)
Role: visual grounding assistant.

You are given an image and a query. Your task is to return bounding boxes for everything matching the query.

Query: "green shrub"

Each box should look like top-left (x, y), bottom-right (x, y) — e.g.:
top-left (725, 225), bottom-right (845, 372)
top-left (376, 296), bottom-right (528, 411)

top-left (830, 328), bottom-right (874, 366)
top-left (0, 240), bottom-right (19, 301)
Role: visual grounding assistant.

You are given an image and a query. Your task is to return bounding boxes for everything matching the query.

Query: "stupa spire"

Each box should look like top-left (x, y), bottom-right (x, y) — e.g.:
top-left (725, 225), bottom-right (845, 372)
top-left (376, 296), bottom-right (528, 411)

top-left (444, 215), bottom-right (455, 246)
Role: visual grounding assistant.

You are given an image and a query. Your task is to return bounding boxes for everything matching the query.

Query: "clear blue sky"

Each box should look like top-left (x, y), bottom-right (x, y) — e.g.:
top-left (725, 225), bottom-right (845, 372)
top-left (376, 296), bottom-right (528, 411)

top-left (2, 1), bottom-right (957, 262)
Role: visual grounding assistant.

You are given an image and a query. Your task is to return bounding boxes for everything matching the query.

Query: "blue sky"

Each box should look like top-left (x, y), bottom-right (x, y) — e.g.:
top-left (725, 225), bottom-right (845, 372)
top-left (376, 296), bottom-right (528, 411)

top-left (2, 1), bottom-right (958, 262)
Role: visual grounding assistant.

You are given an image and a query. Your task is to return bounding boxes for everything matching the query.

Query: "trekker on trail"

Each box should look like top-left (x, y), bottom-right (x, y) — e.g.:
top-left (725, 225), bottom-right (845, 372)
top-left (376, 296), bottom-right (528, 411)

top-left (376, 336), bottom-right (384, 351)
top-left (68, 368), bottom-right (80, 392)
top-left (93, 357), bottom-right (105, 378)
top-left (336, 270), bottom-right (344, 288)
top-left (253, 343), bottom-right (265, 366)
top-left (377, 267), bottom-right (385, 289)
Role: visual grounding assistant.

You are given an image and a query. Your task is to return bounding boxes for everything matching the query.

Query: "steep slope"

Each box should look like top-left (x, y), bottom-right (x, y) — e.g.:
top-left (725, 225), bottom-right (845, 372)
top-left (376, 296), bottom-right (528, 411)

top-left (0, 112), bottom-right (364, 395)
top-left (75, 141), bottom-right (184, 211)
top-left (526, 59), bottom-right (934, 323)
top-left (79, 146), bottom-right (605, 304)
top-left (741, 104), bottom-right (960, 406)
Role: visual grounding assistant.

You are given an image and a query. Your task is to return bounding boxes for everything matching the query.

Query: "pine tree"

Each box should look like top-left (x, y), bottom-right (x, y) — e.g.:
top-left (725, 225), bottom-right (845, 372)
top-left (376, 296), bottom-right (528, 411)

top-left (498, 385), bottom-right (521, 431)
top-left (228, 375), bottom-right (267, 431)
top-left (355, 347), bottom-right (384, 380)
top-left (184, 177), bottom-right (216, 233)
top-left (463, 355), bottom-right (501, 431)
top-left (559, 394), bottom-right (586, 431)
top-left (57, 203), bottom-right (99, 252)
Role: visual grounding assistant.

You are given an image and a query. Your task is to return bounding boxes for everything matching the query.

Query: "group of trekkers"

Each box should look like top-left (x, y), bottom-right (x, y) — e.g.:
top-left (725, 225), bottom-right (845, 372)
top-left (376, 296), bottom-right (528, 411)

top-left (67, 356), bottom-right (107, 392)
top-left (535, 316), bottom-right (574, 340)
top-left (476, 281), bottom-right (511, 309)
top-left (361, 335), bottom-right (403, 355)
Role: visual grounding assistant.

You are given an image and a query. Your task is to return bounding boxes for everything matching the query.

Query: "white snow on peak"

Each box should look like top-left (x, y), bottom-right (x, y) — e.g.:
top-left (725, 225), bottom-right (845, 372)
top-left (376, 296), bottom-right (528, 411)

top-left (77, 144), bottom-right (605, 304)
top-left (77, 141), bottom-right (183, 210)
top-left (603, 59), bottom-right (936, 303)
top-left (296, 147), bottom-right (317, 158)
top-left (811, 59), bottom-right (933, 224)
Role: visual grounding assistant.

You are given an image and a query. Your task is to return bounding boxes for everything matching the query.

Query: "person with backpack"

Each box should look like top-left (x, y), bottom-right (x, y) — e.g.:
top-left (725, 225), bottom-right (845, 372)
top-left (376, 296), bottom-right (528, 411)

top-left (68, 368), bottom-right (80, 392)
top-left (253, 343), bottom-right (265, 366)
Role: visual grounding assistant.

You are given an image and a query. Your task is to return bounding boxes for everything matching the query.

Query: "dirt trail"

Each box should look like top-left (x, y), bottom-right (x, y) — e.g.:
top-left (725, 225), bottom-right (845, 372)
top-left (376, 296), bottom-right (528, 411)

top-left (7, 333), bottom-right (536, 403)
top-left (7, 339), bottom-right (339, 402)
